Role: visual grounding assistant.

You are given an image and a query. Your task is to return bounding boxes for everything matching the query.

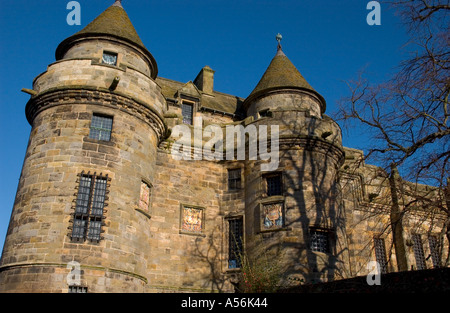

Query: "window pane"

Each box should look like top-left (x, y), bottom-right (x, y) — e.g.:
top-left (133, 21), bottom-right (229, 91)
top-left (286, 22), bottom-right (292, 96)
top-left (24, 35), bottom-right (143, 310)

top-left (75, 176), bottom-right (92, 215)
top-left (102, 52), bottom-right (117, 66)
top-left (87, 219), bottom-right (102, 241)
top-left (91, 177), bottom-right (107, 217)
top-left (265, 174), bottom-right (282, 196)
top-left (182, 103), bottom-right (193, 125)
top-left (72, 218), bottom-right (86, 239)
top-left (412, 234), bottom-right (426, 270)
top-left (429, 235), bottom-right (440, 268)
top-left (228, 169), bottom-right (241, 190)
top-left (310, 229), bottom-right (329, 253)
top-left (374, 237), bottom-right (388, 274)
top-left (228, 218), bottom-right (243, 269)
top-left (89, 115), bottom-right (113, 141)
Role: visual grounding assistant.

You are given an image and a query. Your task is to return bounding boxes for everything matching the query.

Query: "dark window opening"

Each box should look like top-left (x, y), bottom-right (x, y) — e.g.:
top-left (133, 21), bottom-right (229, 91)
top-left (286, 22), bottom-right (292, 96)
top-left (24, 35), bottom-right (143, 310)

top-left (228, 217), bottom-right (244, 269)
top-left (71, 172), bottom-right (109, 242)
top-left (374, 237), bottom-right (388, 274)
top-left (412, 234), bottom-right (426, 270)
top-left (428, 235), bottom-right (441, 268)
top-left (228, 168), bottom-right (241, 190)
top-left (264, 173), bottom-right (282, 197)
top-left (310, 228), bottom-right (331, 254)
top-left (182, 102), bottom-right (194, 125)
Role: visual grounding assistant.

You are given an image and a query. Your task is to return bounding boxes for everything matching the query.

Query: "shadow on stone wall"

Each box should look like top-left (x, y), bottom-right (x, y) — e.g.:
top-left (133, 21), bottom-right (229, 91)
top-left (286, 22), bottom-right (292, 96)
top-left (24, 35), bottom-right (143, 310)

top-left (280, 268), bottom-right (450, 293)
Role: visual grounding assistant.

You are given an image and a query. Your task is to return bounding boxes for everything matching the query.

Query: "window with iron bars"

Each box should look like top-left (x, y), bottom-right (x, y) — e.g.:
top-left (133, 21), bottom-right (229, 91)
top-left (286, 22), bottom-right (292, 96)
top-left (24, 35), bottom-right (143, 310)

top-left (228, 217), bottom-right (244, 269)
top-left (428, 235), bottom-right (441, 268)
top-left (373, 237), bottom-right (388, 274)
top-left (68, 286), bottom-right (88, 293)
top-left (263, 172), bottom-right (282, 197)
top-left (412, 234), bottom-right (427, 270)
top-left (310, 228), bottom-right (331, 254)
top-left (89, 114), bottom-right (113, 141)
top-left (71, 171), bottom-right (109, 242)
top-left (228, 168), bottom-right (241, 191)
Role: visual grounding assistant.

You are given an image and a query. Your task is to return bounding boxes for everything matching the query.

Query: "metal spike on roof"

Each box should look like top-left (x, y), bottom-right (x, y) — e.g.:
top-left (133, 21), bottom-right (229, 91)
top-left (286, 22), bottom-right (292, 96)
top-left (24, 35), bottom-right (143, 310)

top-left (112, 0), bottom-right (123, 8)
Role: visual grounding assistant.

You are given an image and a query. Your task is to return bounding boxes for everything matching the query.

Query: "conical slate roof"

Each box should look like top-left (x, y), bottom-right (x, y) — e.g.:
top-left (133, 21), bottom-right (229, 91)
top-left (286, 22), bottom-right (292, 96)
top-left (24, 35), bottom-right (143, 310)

top-left (245, 46), bottom-right (325, 112)
top-left (55, 0), bottom-right (157, 78)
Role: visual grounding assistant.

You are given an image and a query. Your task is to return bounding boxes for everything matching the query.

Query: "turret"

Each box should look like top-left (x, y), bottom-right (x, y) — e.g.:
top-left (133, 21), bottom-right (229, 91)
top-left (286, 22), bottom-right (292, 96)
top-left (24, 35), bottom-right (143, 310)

top-left (243, 35), bottom-right (345, 285)
top-left (0, 1), bottom-right (166, 292)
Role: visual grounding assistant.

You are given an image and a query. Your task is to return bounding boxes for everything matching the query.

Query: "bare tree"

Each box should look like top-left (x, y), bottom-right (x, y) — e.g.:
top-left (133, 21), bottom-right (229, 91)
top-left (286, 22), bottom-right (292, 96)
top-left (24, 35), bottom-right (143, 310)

top-left (336, 0), bottom-right (449, 266)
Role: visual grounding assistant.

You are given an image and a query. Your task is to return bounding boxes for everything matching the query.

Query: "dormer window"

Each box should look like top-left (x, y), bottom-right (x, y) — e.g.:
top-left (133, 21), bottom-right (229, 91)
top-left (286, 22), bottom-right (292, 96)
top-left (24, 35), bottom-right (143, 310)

top-left (102, 51), bottom-right (118, 66)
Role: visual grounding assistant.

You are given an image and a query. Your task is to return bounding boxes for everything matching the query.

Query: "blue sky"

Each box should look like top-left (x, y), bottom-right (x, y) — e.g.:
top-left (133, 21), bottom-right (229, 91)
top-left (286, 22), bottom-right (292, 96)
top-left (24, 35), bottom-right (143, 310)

top-left (0, 0), bottom-right (410, 254)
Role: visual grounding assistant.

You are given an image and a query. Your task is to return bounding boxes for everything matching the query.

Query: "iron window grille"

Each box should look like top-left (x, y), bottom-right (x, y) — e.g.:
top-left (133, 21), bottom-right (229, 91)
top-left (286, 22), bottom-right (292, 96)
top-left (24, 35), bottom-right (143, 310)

top-left (228, 217), bottom-right (244, 269)
top-left (412, 234), bottom-right (427, 270)
top-left (310, 228), bottom-right (331, 253)
top-left (68, 286), bottom-right (88, 293)
top-left (428, 235), bottom-right (441, 268)
top-left (263, 173), bottom-right (282, 197)
top-left (228, 168), bottom-right (241, 190)
top-left (181, 102), bottom-right (194, 125)
top-left (373, 237), bottom-right (388, 274)
top-left (71, 171), bottom-right (110, 242)
top-left (89, 114), bottom-right (113, 141)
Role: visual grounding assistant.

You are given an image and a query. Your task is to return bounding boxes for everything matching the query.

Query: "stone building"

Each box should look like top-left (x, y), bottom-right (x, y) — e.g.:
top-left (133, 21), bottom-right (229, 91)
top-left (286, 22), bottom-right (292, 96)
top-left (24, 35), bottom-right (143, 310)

top-left (0, 1), bottom-right (448, 292)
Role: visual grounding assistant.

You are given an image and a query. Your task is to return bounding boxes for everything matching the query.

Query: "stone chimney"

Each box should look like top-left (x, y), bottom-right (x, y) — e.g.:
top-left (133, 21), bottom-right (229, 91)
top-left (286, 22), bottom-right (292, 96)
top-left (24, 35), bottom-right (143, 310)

top-left (194, 65), bottom-right (215, 95)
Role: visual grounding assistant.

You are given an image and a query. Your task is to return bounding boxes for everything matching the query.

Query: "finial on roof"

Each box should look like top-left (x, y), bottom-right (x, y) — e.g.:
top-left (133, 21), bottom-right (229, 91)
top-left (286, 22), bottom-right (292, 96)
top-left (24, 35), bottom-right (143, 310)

top-left (112, 0), bottom-right (123, 8)
top-left (276, 33), bottom-right (282, 50)
top-left (275, 33), bottom-right (285, 56)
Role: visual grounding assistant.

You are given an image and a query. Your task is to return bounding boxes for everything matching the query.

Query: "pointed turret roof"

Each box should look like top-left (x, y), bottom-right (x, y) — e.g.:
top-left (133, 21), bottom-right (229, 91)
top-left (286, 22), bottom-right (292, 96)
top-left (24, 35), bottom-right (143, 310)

top-left (244, 42), bottom-right (325, 113)
top-left (56, 0), bottom-right (157, 78)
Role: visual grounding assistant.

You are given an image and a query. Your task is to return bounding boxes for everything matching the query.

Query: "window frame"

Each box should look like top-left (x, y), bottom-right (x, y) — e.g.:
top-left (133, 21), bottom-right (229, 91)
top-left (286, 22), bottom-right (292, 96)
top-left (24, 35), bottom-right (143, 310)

top-left (309, 227), bottom-right (332, 254)
top-left (412, 233), bottom-right (427, 270)
top-left (101, 51), bottom-right (118, 66)
top-left (227, 216), bottom-right (244, 269)
top-left (227, 168), bottom-right (242, 191)
top-left (181, 100), bottom-right (195, 125)
top-left (71, 171), bottom-right (109, 243)
top-left (262, 172), bottom-right (283, 197)
top-left (373, 236), bottom-right (388, 274)
top-left (89, 113), bottom-right (113, 142)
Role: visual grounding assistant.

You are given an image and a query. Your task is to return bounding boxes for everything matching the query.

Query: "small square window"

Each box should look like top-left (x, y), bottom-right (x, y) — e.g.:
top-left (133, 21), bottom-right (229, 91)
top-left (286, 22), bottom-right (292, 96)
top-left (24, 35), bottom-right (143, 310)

top-left (102, 51), bottom-right (117, 66)
top-left (310, 228), bottom-right (331, 253)
top-left (89, 114), bottom-right (113, 141)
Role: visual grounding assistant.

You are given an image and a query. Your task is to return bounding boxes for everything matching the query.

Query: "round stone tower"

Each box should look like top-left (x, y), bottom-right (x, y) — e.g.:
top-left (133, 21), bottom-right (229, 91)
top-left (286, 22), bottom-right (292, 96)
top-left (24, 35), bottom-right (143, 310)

top-left (0, 1), bottom-right (166, 292)
top-left (243, 39), bottom-right (345, 285)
